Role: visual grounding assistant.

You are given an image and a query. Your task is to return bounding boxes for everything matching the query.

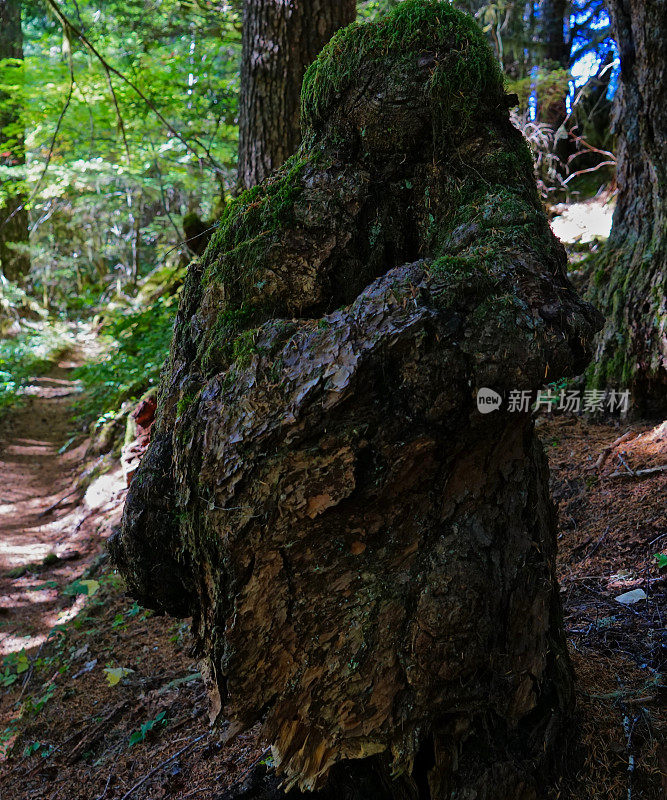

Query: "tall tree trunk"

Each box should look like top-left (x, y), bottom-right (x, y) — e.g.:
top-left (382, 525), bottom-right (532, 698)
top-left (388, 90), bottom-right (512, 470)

top-left (0, 0), bottom-right (29, 282)
top-left (587, 0), bottom-right (667, 413)
top-left (237, 0), bottom-right (356, 190)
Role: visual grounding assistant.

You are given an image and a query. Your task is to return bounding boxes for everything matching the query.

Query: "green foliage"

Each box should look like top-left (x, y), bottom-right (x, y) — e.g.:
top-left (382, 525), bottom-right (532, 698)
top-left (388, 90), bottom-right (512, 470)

top-left (0, 650), bottom-right (30, 688)
top-left (20, 682), bottom-right (56, 716)
top-left (62, 578), bottom-right (100, 597)
top-left (128, 710), bottom-right (168, 747)
top-left (654, 553), bottom-right (667, 570)
top-left (72, 295), bottom-right (177, 425)
top-left (3, 0), bottom-right (242, 309)
top-left (507, 68), bottom-right (570, 117)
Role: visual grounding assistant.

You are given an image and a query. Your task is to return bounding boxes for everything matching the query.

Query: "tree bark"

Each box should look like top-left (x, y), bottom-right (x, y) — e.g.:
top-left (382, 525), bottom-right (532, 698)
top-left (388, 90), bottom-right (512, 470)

top-left (586, 0), bottom-right (667, 413)
top-left (112, 4), bottom-right (603, 797)
top-left (539, 0), bottom-right (568, 67)
top-left (237, 0), bottom-right (356, 190)
top-left (0, 0), bottom-right (29, 282)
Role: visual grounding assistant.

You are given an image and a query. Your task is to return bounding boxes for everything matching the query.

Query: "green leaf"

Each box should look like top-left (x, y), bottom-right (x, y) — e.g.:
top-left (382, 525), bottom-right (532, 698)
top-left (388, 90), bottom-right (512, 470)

top-left (654, 553), bottom-right (667, 570)
top-left (62, 579), bottom-right (99, 597)
top-left (16, 651), bottom-right (30, 674)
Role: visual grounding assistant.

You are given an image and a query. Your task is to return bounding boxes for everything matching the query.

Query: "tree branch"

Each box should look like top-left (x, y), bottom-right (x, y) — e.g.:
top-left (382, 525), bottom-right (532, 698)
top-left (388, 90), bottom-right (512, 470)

top-left (43, 0), bottom-right (225, 175)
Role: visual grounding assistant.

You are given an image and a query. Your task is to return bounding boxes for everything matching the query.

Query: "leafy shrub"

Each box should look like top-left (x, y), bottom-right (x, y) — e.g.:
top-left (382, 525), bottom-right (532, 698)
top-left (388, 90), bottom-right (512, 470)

top-left (72, 295), bottom-right (177, 426)
top-left (0, 324), bottom-right (71, 418)
top-left (128, 711), bottom-right (168, 747)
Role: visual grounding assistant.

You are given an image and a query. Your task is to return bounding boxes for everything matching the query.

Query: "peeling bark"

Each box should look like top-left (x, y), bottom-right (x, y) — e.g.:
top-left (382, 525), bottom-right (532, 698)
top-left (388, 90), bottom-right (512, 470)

top-left (111, 3), bottom-right (602, 797)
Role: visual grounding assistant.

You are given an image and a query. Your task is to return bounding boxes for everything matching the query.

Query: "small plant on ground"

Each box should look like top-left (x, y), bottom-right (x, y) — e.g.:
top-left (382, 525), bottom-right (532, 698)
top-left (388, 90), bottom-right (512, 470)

top-left (128, 711), bottom-right (168, 747)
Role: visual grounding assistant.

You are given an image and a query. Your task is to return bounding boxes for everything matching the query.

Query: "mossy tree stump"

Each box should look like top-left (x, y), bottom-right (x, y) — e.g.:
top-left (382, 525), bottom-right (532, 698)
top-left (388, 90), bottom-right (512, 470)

top-left (110, 3), bottom-right (602, 797)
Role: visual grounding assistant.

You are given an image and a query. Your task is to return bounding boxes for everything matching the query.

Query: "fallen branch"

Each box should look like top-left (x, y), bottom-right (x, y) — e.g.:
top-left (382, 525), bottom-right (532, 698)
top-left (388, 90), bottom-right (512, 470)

top-left (66, 701), bottom-right (130, 764)
top-left (609, 464), bottom-right (667, 478)
top-left (594, 429), bottom-right (635, 470)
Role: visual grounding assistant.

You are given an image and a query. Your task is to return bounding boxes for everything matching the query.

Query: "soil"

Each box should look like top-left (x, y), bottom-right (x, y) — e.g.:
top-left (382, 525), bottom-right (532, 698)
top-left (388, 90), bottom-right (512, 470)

top-left (0, 364), bottom-right (664, 799)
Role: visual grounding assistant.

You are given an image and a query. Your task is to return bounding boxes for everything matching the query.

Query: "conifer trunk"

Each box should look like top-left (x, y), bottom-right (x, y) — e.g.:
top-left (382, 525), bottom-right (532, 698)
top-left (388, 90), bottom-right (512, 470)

top-left (539, 0), bottom-right (568, 66)
top-left (587, 0), bottom-right (667, 412)
top-left (237, 0), bottom-right (356, 190)
top-left (112, 4), bottom-right (604, 797)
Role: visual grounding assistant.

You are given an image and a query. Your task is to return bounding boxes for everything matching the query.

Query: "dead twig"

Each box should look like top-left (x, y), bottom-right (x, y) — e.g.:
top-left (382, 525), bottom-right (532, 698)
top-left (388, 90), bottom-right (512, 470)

top-left (95, 772), bottom-right (113, 800)
top-left (180, 787), bottom-right (214, 799)
top-left (39, 488), bottom-right (81, 517)
top-left (616, 453), bottom-right (636, 477)
top-left (588, 525), bottom-right (610, 558)
top-left (609, 464), bottom-right (667, 479)
top-left (118, 732), bottom-right (209, 800)
top-left (594, 430), bottom-right (635, 470)
top-left (16, 639), bottom-right (46, 701)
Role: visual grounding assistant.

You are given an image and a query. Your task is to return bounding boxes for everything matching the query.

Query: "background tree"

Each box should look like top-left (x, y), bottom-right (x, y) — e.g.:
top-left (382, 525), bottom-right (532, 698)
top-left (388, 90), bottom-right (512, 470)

top-left (540, 0), bottom-right (569, 66)
top-left (0, 0), bottom-right (30, 281)
top-left (587, 0), bottom-right (666, 412)
top-left (237, 0), bottom-right (356, 189)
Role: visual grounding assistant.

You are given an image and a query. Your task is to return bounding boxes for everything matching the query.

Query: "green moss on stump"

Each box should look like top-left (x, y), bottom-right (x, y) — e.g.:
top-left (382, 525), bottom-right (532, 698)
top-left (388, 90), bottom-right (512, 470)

top-left (203, 152), bottom-right (310, 292)
top-left (301, 0), bottom-right (504, 137)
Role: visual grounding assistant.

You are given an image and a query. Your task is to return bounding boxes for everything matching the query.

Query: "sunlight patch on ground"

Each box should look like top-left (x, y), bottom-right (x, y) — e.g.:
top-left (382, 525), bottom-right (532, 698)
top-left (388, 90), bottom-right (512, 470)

top-left (550, 195), bottom-right (615, 243)
top-left (0, 634), bottom-right (45, 656)
top-left (83, 471), bottom-right (125, 511)
top-left (0, 542), bottom-right (51, 563)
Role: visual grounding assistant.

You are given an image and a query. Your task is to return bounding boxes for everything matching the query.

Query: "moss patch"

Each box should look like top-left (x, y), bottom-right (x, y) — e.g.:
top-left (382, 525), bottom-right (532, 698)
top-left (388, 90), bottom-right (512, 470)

top-left (301, 0), bottom-right (504, 137)
top-left (203, 152), bottom-right (310, 297)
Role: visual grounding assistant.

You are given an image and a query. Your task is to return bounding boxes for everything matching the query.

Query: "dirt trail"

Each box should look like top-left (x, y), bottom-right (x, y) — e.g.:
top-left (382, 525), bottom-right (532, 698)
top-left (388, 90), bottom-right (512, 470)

top-left (0, 357), bottom-right (125, 656)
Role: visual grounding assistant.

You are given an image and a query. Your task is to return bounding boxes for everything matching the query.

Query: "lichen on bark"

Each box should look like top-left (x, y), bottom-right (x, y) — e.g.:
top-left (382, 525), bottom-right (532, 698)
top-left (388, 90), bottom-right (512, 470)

top-left (110, 2), bottom-right (602, 797)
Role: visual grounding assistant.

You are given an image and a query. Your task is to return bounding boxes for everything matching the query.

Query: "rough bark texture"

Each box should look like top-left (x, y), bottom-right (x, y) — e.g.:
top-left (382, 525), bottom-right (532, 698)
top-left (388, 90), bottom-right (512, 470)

top-left (111, 3), bottom-right (603, 797)
top-left (586, 0), bottom-right (667, 413)
top-left (237, 0), bottom-right (356, 190)
top-left (0, 0), bottom-right (29, 281)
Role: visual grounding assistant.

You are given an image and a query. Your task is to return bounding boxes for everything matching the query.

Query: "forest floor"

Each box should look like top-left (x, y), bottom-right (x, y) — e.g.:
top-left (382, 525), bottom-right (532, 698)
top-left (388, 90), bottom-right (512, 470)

top-left (0, 356), bottom-right (664, 799)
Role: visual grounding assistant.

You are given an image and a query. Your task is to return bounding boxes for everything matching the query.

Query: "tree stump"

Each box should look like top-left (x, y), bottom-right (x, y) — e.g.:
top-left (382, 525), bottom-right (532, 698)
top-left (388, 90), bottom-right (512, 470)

top-left (110, 3), bottom-right (603, 797)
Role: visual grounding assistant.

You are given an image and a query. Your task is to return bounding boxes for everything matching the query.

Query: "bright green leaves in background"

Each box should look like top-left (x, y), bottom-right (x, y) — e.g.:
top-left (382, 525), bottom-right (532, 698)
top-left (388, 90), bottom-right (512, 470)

top-left (11, 0), bottom-right (242, 309)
